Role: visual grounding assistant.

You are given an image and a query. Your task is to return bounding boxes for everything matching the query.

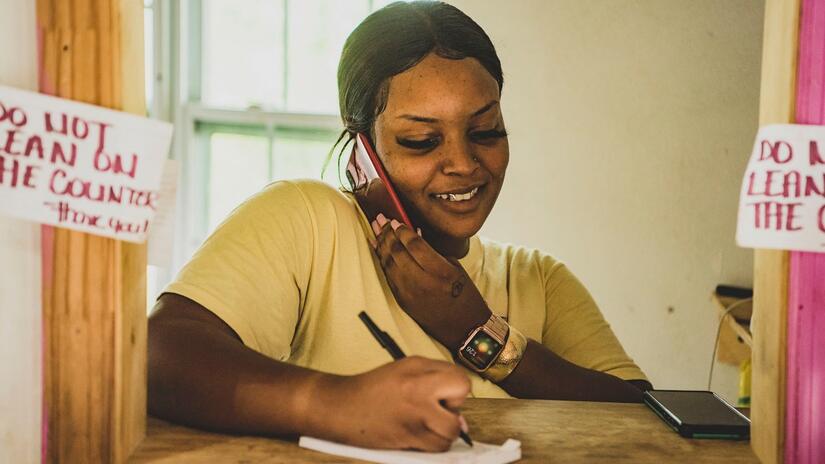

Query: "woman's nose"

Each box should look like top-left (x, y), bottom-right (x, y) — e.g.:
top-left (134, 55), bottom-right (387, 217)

top-left (440, 138), bottom-right (479, 175)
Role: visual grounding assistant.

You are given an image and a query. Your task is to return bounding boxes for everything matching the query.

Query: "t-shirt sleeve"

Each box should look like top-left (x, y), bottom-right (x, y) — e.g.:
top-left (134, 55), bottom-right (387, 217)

top-left (540, 258), bottom-right (648, 382)
top-left (163, 180), bottom-right (313, 360)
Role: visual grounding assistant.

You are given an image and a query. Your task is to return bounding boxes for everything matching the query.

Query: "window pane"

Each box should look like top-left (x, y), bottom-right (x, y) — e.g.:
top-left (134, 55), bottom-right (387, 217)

top-left (285, 0), bottom-right (370, 114)
top-left (271, 128), bottom-right (341, 185)
top-left (208, 132), bottom-right (270, 230)
top-left (202, 0), bottom-right (286, 109)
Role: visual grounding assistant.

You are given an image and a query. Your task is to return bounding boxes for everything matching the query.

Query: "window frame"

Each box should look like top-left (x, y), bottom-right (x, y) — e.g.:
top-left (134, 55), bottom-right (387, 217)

top-left (166, 0), bottom-right (349, 272)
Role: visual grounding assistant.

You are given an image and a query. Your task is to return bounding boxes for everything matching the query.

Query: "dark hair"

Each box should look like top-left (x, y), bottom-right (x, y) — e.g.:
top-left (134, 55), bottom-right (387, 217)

top-left (324, 0), bottom-right (503, 179)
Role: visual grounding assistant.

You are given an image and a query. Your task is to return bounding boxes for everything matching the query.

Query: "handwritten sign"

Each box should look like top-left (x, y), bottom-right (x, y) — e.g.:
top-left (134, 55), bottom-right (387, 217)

top-left (0, 85), bottom-right (172, 243)
top-left (737, 124), bottom-right (825, 252)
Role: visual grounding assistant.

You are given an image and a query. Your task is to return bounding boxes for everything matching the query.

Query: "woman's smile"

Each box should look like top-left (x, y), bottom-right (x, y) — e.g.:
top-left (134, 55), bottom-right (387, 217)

top-left (430, 183), bottom-right (487, 214)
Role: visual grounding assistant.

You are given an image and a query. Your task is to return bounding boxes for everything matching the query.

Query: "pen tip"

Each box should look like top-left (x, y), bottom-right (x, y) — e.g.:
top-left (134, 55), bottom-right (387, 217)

top-left (460, 431), bottom-right (473, 447)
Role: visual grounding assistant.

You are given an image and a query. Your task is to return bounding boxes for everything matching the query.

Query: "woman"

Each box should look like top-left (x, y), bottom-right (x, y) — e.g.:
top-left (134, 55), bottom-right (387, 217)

top-left (148, 0), bottom-right (651, 452)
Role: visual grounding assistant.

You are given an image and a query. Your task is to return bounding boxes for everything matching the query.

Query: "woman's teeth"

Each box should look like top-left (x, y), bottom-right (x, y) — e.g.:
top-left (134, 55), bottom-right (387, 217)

top-left (435, 187), bottom-right (479, 202)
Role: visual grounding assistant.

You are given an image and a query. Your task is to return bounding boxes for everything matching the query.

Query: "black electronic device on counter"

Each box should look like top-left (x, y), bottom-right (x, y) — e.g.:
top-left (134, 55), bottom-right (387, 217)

top-left (643, 390), bottom-right (750, 440)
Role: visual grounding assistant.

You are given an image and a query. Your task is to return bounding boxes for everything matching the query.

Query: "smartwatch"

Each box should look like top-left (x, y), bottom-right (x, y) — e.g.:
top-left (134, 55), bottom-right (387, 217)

top-left (457, 314), bottom-right (509, 372)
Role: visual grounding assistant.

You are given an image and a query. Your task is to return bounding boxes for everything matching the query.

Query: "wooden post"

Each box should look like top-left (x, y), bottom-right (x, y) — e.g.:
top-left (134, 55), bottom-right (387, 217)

top-left (36, 0), bottom-right (148, 462)
top-left (751, 0), bottom-right (800, 463)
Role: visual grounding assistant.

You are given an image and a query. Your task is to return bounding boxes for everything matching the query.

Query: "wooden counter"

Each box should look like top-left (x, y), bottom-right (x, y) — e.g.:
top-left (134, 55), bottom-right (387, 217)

top-left (130, 398), bottom-right (758, 463)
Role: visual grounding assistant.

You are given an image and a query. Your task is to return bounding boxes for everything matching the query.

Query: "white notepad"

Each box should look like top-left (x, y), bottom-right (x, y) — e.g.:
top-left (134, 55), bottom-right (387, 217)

top-left (298, 436), bottom-right (521, 464)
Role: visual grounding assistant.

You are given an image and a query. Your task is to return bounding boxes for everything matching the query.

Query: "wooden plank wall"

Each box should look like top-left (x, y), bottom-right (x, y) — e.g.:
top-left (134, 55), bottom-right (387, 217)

top-left (786, 0), bottom-right (825, 462)
top-left (36, 0), bottom-right (148, 462)
top-left (751, 0), bottom-right (800, 463)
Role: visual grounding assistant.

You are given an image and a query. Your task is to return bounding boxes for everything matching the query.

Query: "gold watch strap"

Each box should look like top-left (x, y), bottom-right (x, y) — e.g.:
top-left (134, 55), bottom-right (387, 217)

top-left (484, 313), bottom-right (509, 342)
top-left (483, 325), bottom-right (527, 383)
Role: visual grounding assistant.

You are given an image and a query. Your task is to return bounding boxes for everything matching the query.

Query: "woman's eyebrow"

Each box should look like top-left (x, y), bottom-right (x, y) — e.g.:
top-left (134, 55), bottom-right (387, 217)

top-left (396, 100), bottom-right (499, 123)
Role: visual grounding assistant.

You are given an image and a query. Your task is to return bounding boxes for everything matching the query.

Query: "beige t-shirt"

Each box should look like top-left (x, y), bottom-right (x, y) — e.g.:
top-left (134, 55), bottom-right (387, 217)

top-left (165, 179), bottom-right (646, 397)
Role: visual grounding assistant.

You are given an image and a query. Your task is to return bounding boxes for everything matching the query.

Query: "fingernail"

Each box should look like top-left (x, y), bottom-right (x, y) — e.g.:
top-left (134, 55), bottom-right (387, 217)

top-left (376, 213), bottom-right (387, 225)
top-left (371, 220), bottom-right (380, 236)
top-left (458, 415), bottom-right (469, 433)
top-left (416, 227), bottom-right (423, 237)
top-left (390, 219), bottom-right (401, 230)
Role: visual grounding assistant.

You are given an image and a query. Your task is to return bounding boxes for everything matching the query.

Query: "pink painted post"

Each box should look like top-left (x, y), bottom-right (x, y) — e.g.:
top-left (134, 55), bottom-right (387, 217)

top-left (786, 0), bottom-right (825, 463)
top-left (785, 253), bottom-right (825, 464)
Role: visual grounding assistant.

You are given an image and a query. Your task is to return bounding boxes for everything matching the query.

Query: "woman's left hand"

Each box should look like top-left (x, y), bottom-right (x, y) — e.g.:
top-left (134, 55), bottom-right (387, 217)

top-left (371, 214), bottom-right (491, 352)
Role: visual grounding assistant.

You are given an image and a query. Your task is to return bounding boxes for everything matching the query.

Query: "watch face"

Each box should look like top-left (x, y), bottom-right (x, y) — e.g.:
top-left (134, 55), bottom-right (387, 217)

top-left (461, 330), bottom-right (503, 371)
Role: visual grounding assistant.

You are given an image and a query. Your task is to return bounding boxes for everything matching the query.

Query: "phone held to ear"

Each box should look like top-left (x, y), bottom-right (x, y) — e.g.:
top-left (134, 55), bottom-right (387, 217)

top-left (643, 390), bottom-right (750, 440)
top-left (346, 133), bottom-right (415, 231)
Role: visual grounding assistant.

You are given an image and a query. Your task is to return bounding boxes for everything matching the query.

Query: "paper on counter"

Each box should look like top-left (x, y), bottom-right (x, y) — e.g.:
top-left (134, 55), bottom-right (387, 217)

top-left (298, 436), bottom-right (521, 464)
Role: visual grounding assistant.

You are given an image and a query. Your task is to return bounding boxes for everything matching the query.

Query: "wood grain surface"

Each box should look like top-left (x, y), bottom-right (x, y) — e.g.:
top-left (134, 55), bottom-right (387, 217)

top-left (751, 0), bottom-right (801, 462)
top-left (37, 0), bottom-right (148, 462)
top-left (130, 398), bottom-right (757, 464)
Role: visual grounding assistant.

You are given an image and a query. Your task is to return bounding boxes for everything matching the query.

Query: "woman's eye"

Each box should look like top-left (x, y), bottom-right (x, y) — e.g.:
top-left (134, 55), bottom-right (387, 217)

top-left (397, 137), bottom-right (439, 150)
top-left (470, 129), bottom-right (508, 142)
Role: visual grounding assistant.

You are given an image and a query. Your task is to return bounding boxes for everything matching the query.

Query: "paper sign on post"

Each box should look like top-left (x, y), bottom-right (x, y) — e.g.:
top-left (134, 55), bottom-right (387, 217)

top-left (736, 124), bottom-right (825, 252)
top-left (0, 85), bottom-right (173, 243)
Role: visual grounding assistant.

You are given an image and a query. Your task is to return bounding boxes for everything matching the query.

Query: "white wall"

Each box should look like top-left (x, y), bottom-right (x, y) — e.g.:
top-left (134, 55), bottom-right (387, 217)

top-left (0, 0), bottom-right (42, 462)
top-left (453, 0), bottom-right (762, 401)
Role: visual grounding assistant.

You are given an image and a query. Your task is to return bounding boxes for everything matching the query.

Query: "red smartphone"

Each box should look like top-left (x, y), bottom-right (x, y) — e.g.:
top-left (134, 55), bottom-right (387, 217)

top-left (345, 133), bottom-right (415, 230)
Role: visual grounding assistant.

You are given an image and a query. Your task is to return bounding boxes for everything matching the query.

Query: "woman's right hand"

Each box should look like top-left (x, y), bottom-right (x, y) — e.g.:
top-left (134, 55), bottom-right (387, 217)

top-left (313, 356), bottom-right (471, 452)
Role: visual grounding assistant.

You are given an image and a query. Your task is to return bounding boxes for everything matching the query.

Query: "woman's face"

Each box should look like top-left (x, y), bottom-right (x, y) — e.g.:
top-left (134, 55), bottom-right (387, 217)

top-left (373, 53), bottom-right (509, 241)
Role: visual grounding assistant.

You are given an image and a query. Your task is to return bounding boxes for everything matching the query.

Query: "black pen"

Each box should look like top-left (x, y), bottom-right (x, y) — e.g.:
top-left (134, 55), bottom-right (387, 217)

top-left (358, 311), bottom-right (474, 447)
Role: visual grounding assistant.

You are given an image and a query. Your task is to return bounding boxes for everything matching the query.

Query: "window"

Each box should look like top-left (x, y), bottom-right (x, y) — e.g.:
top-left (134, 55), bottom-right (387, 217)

top-left (144, 2), bottom-right (398, 304)
top-left (177, 0), bottom-right (394, 262)
top-left (199, 0), bottom-right (398, 113)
